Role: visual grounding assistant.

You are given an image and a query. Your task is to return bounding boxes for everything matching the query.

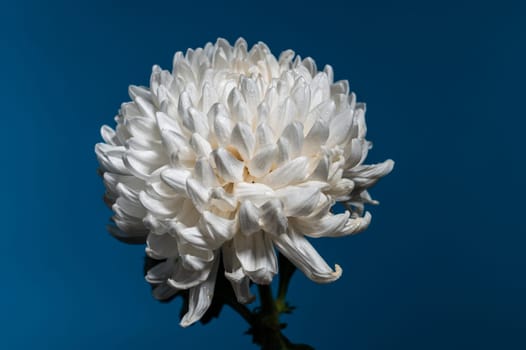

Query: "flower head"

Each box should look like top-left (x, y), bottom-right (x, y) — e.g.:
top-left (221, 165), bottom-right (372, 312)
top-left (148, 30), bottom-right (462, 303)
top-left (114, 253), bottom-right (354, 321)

top-left (95, 38), bottom-right (393, 327)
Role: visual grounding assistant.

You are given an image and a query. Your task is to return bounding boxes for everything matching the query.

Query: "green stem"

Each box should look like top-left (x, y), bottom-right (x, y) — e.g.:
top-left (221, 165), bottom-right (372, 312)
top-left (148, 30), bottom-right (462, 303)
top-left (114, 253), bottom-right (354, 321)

top-left (258, 284), bottom-right (277, 314)
top-left (255, 284), bottom-right (284, 350)
top-left (225, 255), bottom-right (313, 349)
top-left (276, 253), bottom-right (297, 313)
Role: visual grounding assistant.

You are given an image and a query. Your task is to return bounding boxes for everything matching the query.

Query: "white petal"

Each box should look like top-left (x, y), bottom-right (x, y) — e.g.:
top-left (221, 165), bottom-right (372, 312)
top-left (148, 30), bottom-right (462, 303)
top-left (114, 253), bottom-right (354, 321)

top-left (148, 179), bottom-right (178, 199)
top-left (302, 57), bottom-right (317, 76)
top-left (330, 80), bottom-right (349, 95)
top-left (178, 90), bottom-right (193, 118)
top-left (190, 133), bottom-right (212, 158)
top-left (272, 97), bottom-right (297, 135)
top-left (324, 64), bottom-right (334, 83)
top-left (210, 103), bottom-right (233, 146)
top-left (225, 269), bottom-right (255, 304)
top-left (186, 178), bottom-right (210, 211)
top-left (275, 185), bottom-right (321, 217)
top-left (326, 178), bottom-right (355, 199)
top-left (345, 159), bottom-right (395, 188)
top-left (234, 182), bottom-right (275, 206)
top-left (240, 76), bottom-right (260, 113)
top-left (173, 51), bottom-right (196, 83)
top-left (310, 72), bottom-right (330, 108)
top-left (103, 172), bottom-right (137, 196)
top-left (181, 254), bottom-right (212, 271)
top-left (194, 157), bottom-right (219, 188)
top-left (272, 227), bottom-right (342, 283)
top-left (177, 226), bottom-right (210, 249)
top-left (276, 137), bottom-right (291, 165)
top-left (341, 211), bottom-right (372, 235)
top-left (128, 85), bottom-right (152, 103)
top-left (143, 213), bottom-right (169, 234)
top-left (303, 119), bottom-right (329, 155)
top-left (256, 101), bottom-right (270, 126)
top-left (139, 191), bottom-right (182, 217)
top-left (354, 107), bottom-right (367, 139)
top-left (201, 211), bottom-right (237, 247)
top-left (344, 138), bottom-right (364, 169)
top-left (123, 149), bottom-right (165, 179)
top-left (310, 154), bottom-right (330, 181)
top-left (238, 200), bottom-right (261, 235)
top-left (262, 156), bottom-right (309, 188)
top-left (180, 256), bottom-right (219, 327)
top-left (168, 256), bottom-right (214, 290)
top-left (116, 182), bottom-right (140, 203)
top-left (209, 187), bottom-right (238, 211)
top-left (100, 125), bottom-right (117, 145)
top-left (222, 241), bottom-right (255, 304)
top-left (248, 144), bottom-right (277, 178)
top-left (291, 79), bottom-right (311, 119)
top-left (113, 216), bottom-right (145, 235)
top-left (234, 232), bottom-right (277, 285)
top-left (146, 259), bottom-right (174, 284)
top-left (260, 198), bottom-right (288, 234)
top-left (212, 148), bottom-right (244, 182)
top-left (255, 122), bottom-right (275, 148)
top-left (160, 129), bottom-right (194, 162)
top-left (291, 211), bottom-right (350, 238)
top-left (161, 168), bottom-right (191, 195)
top-left (228, 88), bottom-right (250, 124)
top-left (280, 122), bottom-right (304, 158)
top-left (176, 199), bottom-right (201, 226)
top-left (125, 116), bottom-right (160, 140)
top-left (146, 233), bottom-right (178, 259)
top-left (172, 227), bottom-right (214, 261)
top-left (185, 107), bottom-right (209, 138)
top-left (114, 196), bottom-right (145, 218)
top-left (95, 143), bottom-right (128, 174)
top-left (134, 96), bottom-right (156, 120)
top-left (199, 82), bottom-right (218, 115)
top-left (327, 110), bottom-right (353, 147)
top-left (230, 122), bottom-right (255, 160)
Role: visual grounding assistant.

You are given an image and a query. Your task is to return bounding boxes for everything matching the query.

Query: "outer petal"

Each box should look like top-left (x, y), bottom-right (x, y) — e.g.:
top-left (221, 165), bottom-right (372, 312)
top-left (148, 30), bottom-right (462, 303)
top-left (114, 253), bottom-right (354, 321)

top-left (234, 231), bottom-right (277, 285)
top-left (180, 254), bottom-right (220, 327)
top-left (234, 182), bottom-right (274, 206)
top-left (345, 159), bottom-right (395, 189)
top-left (262, 156), bottom-right (310, 188)
top-left (290, 212), bottom-right (350, 238)
top-left (161, 168), bottom-right (191, 195)
top-left (168, 256), bottom-right (214, 290)
top-left (146, 233), bottom-right (178, 259)
top-left (274, 185), bottom-right (321, 217)
top-left (222, 241), bottom-right (256, 304)
top-left (272, 227), bottom-right (342, 283)
top-left (146, 259), bottom-right (175, 284)
top-left (200, 211), bottom-right (238, 247)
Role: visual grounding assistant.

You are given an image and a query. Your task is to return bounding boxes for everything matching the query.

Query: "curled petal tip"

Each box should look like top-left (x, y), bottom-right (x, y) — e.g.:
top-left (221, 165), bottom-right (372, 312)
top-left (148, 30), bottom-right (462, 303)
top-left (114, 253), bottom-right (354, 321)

top-left (333, 264), bottom-right (343, 278)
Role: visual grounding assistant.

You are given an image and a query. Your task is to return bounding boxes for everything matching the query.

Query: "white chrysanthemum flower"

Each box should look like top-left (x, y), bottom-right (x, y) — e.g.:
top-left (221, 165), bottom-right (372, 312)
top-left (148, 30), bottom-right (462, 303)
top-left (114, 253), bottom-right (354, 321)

top-left (95, 38), bottom-right (393, 327)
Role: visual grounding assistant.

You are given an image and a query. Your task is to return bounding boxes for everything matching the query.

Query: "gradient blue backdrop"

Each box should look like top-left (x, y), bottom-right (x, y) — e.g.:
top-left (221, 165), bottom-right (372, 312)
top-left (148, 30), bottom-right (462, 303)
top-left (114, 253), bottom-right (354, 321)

top-left (1, 0), bottom-right (525, 349)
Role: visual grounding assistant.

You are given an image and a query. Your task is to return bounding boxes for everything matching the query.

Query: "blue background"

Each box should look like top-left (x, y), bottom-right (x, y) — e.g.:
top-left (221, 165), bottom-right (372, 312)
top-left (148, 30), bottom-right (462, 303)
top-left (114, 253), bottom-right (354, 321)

top-left (1, 0), bottom-right (525, 349)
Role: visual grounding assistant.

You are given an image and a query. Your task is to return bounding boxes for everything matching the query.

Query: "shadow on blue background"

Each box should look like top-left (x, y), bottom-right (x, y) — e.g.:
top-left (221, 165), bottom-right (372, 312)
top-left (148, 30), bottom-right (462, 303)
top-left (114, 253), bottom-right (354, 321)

top-left (1, 0), bottom-right (525, 349)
